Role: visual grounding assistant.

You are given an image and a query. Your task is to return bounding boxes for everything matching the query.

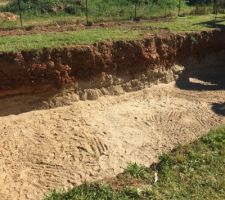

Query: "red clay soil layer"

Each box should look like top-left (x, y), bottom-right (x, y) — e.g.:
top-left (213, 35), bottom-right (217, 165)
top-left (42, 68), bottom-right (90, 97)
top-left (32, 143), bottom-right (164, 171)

top-left (0, 30), bottom-right (224, 96)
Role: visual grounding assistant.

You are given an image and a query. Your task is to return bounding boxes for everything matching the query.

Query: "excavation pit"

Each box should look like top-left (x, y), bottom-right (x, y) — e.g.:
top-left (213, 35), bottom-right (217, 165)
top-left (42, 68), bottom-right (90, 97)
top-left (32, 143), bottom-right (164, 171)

top-left (0, 30), bottom-right (224, 200)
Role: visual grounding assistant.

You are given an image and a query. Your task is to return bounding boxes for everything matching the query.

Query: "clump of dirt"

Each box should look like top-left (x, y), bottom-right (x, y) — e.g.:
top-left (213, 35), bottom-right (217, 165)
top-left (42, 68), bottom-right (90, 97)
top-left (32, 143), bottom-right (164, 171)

top-left (0, 12), bottom-right (17, 21)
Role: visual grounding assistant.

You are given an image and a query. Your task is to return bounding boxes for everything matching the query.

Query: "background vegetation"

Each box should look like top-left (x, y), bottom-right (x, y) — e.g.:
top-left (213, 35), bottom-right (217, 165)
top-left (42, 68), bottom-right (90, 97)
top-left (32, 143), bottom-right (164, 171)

top-left (2, 0), bottom-right (184, 18)
top-left (0, 0), bottom-right (224, 25)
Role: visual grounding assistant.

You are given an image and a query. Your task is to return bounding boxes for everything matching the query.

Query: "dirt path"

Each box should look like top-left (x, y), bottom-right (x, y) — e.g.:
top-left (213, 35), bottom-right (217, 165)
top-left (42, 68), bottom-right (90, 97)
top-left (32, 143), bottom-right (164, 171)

top-left (0, 82), bottom-right (224, 200)
top-left (0, 18), bottom-right (172, 37)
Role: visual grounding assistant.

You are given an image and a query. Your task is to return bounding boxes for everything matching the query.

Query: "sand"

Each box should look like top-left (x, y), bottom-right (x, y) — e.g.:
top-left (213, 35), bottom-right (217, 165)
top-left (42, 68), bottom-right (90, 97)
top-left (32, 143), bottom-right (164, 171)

top-left (0, 82), bottom-right (224, 200)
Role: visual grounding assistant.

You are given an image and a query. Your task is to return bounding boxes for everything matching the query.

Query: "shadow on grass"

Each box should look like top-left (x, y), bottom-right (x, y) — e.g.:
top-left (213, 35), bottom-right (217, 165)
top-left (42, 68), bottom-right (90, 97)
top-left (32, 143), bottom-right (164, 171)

top-left (195, 17), bottom-right (225, 30)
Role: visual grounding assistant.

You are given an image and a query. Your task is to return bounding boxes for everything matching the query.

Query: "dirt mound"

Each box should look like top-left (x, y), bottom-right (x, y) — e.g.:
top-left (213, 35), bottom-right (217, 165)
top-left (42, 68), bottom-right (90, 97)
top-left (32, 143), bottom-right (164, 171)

top-left (0, 12), bottom-right (17, 21)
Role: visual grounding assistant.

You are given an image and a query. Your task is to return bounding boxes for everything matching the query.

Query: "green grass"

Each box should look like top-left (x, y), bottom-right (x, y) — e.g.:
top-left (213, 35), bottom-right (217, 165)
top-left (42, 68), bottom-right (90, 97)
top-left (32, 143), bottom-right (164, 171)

top-left (124, 163), bottom-right (149, 179)
top-left (0, 28), bottom-right (144, 52)
top-left (142, 14), bottom-right (225, 32)
top-left (44, 127), bottom-right (225, 200)
top-left (0, 14), bottom-right (225, 52)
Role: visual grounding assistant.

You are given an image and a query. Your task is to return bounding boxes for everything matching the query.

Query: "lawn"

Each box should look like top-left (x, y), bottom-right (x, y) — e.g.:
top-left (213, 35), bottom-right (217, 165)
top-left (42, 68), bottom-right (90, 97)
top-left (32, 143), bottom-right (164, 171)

top-left (44, 127), bottom-right (225, 200)
top-left (0, 28), bottom-right (144, 52)
top-left (142, 14), bottom-right (225, 32)
top-left (0, 14), bottom-right (224, 52)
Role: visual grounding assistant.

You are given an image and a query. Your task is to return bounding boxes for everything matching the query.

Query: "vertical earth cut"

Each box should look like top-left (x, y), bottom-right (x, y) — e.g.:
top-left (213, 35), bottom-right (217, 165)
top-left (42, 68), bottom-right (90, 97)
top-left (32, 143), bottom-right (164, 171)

top-left (0, 30), bottom-right (224, 97)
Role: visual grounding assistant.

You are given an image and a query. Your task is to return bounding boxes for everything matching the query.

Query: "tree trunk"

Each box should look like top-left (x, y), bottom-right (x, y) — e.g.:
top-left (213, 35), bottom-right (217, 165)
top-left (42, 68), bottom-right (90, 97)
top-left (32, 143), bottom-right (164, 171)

top-left (178, 0), bottom-right (181, 16)
top-left (17, 0), bottom-right (23, 28)
top-left (85, 0), bottom-right (89, 24)
top-left (134, 3), bottom-right (137, 20)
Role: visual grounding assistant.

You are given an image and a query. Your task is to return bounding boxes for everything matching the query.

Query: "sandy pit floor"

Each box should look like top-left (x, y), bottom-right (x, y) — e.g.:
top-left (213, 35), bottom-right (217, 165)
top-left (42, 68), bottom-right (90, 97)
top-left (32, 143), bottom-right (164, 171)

top-left (0, 82), bottom-right (224, 200)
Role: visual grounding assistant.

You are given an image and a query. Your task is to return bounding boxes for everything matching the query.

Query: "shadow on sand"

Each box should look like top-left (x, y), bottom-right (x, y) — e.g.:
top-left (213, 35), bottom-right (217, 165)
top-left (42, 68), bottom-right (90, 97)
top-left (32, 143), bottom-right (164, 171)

top-left (176, 65), bottom-right (225, 91)
top-left (176, 63), bottom-right (225, 116)
top-left (0, 89), bottom-right (69, 117)
top-left (212, 103), bottom-right (225, 116)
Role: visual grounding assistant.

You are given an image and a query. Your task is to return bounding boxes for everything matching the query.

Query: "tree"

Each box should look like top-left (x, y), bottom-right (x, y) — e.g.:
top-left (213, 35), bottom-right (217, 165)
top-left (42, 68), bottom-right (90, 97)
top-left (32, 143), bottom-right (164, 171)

top-left (214, 0), bottom-right (225, 17)
top-left (178, 0), bottom-right (182, 16)
top-left (17, 0), bottom-right (23, 28)
top-left (85, 0), bottom-right (89, 24)
top-left (127, 0), bottom-right (143, 21)
top-left (213, 0), bottom-right (218, 17)
top-left (155, 0), bottom-right (177, 16)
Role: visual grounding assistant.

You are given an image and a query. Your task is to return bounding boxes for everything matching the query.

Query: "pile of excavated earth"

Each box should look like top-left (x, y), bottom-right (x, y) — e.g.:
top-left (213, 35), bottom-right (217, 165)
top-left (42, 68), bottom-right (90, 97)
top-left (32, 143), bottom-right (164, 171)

top-left (0, 29), bottom-right (224, 200)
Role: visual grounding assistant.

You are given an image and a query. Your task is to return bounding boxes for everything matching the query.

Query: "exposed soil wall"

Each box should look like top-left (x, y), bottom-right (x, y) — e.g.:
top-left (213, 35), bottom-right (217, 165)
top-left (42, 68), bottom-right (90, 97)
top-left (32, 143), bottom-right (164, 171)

top-left (0, 30), bottom-right (225, 98)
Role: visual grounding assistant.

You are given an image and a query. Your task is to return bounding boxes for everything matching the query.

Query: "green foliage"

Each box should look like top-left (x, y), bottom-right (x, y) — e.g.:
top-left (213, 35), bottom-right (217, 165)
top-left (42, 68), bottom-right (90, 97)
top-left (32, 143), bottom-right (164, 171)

top-left (124, 163), bottom-right (149, 178)
top-left (1, 0), bottom-right (224, 24)
top-left (1, 0), bottom-right (182, 20)
top-left (44, 183), bottom-right (120, 200)
top-left (122, 187), bottom-right (141, 199)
